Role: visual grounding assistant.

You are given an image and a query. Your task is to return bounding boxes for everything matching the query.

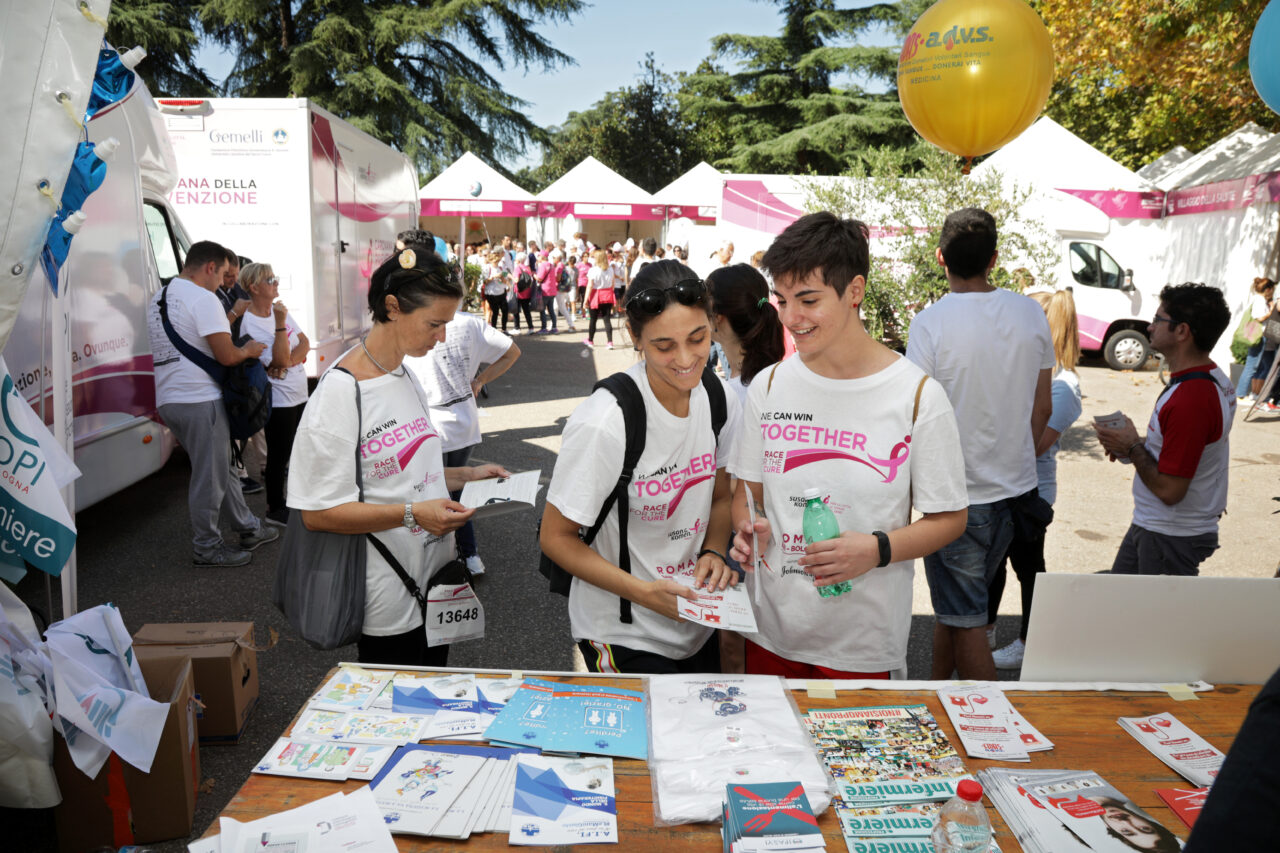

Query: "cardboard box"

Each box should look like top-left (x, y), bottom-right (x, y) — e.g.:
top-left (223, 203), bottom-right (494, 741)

top-left (133, 621), bottom-right (261, 744)
top-left (53, 654), bottom-right (200, 852)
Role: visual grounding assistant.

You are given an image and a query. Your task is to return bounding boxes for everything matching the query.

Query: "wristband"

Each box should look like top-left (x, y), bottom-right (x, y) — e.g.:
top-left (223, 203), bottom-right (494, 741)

top-left (275, 326), bottom-right (287, 332)
top-left (697, 548), bottom-right (727, 565)
top-left (1126, 440), bottom-right (1145, 457)
top-left (872, 530), bottom-right (892, 568)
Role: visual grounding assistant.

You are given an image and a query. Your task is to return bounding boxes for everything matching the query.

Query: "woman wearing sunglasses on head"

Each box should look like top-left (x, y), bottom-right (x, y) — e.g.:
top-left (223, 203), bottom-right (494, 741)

top-left (541, 260), bottom-right (743, 674)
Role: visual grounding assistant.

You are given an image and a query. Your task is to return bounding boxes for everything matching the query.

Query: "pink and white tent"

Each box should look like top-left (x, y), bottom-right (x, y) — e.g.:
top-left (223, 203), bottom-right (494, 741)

top-left (419, 151), bottom-right (549, 244)
top-left (533, 156), bottom-right (665, 248)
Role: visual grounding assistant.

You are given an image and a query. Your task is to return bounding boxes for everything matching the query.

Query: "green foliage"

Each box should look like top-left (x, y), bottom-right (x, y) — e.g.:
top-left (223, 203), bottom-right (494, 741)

top-left (1231, 336), bottom-right (1250, 365)
top-left (801, 146), bottom-right (1059, 347)
top-left (105, 0), bottom-right (217, 96)
top-left (676, 0), bottom-right (930, 175)
top-left (197, 0), bottom-right (583, 177)
top-left (517, 55), bottom-right (706, 194)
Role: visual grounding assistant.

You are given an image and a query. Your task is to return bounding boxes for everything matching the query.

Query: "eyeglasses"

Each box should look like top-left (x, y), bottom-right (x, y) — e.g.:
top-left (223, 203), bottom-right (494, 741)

top-left (625, 278), bottom-right (707, 315)
top-left (267, 276), bottom-right (279, 285)
top-left (1151, 313), bottom-right (1179, 327)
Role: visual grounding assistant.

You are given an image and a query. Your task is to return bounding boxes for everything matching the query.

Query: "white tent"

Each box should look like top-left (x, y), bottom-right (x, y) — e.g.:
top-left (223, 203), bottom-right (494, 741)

top-left (976, 117), bottom-right (1157, 192)
top-left (653, 161), bottom-right (722, 255)
top-left (532, 156), bottom-right (665, 248)
top-left (419, 151), bottom-right (539, 246)
top-left (1138, 147), bottom-right (1193, 186)
top-left (1153, 123), bottom-right (1275, 190)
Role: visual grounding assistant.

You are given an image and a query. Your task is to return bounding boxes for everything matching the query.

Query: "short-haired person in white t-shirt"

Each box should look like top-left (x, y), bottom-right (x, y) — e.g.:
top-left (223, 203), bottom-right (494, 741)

top-left (906, 208), bottom-right (1054, 680)
top-left (729, 213), bottom-right (969, 679)
top-left (541, 260), bottom-right (743, 674)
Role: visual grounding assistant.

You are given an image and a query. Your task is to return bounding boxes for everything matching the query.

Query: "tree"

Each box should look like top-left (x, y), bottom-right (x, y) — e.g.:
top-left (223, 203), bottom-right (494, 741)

top-left (519, 56), bottom-right (708, 194)
top-left (198, 0), bottom-right (584, 177)
top-left (105, 0), bottom-right (217, 96)
top-left (1038, 0), bottom-right (1280, 169)
top-left (677, 0), bottom-right (932, 175)
top-left (802, 146), bottom-right (1057, 346)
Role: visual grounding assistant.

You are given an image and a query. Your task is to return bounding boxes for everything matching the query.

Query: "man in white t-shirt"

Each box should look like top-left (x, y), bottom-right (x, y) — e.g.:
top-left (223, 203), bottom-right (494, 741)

top-left (630, 237), bottom-right (658, 282)
top-left (1094, 283), bottom-right (1235, 575)
top-left (906, 208), bottom-right (1053, 680)
top-left (146, 240), bottom-right (278, 567)
top-left (405, 311), bottom-right (520, 576)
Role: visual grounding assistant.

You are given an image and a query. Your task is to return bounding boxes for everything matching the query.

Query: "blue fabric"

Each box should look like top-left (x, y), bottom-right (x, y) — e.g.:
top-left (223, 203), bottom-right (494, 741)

top-left (60, 142), bottom-right (109, 211)
top-left (85, 47), bottom-right (135, 119)
top-left (1237, 341), bottom-right (1264, 396)
top-left (1035, 374), bottom-right (1083, 505)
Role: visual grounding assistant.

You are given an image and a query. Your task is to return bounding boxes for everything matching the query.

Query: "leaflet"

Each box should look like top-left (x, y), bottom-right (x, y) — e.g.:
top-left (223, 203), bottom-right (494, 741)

top-left (292, 708), bottom-right (349, 740)
top-left (677, 581), bottom-right (759, 633)
top-left (393, 674), bottom-right (483, 739)
top-left (1118, 712), bottom-right (1224, 787)
top-left (510, 754), bottom-right (617, 845)
top-left (460, 470), bottom-right (542, 519)
top-left (724, 780), bottom-right (825, 852)
top-left (1155, 786), bottom-right (1209, 829)
top-left (1026, 769), bottom-right (1183, 853)
top-left (805, 705), bottom-right (971, 807)
top-left (936, 686), bottom-right (1053, 761)
top-left (308, 668), bottom-right (391, 713)
top-left (484, 678), bottom-right (561, 749)
top-left (368, 746), bottom-right (488, 836)
top-left (540, 683), bottom-right (649, 760)
top-left (252, 738), bottom-right (366, 781)
top-left (208, 788), bottom-right (397, 853)
top-left (977, 768), bottom-right (1093, 853)
top-left (330, 710), bottom-right (430, 745)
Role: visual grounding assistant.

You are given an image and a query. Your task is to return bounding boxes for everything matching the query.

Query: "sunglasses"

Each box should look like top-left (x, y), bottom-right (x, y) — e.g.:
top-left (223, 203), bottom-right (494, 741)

top-left (625, 278), bottom-right (707, 315)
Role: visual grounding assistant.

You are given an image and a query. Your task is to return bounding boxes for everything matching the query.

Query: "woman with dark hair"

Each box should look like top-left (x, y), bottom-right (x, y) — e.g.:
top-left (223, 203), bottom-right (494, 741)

top-left (541, 260), bottom-right (742, 674)
top-left (706, 264), bottom-right (786, 402)
top-left (287, 248), bottom-right (508, 666)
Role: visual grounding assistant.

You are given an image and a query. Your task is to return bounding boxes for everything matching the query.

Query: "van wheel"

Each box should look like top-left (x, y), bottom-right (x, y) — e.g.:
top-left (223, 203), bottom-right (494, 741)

top-left (1104, 329), bottom-right (1149, 370)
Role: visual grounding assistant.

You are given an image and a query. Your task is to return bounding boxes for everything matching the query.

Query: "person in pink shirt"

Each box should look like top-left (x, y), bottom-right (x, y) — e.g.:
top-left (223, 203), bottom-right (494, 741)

top-left (537, 249), bottom-right (563, 334)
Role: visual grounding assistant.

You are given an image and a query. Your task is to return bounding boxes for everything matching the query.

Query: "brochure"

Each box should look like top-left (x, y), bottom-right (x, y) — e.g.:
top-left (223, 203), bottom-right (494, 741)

top-left (724, 780), bottom-right (824, 852)
top-left (540, 683), bottom-right (649, 760)
top-left (460, 470), bottom-right (542, 519)
top-left (677, 581), bottom-right (759, 633)
top-left (805, 705), bottom-right (971, 807)
top-left (484, 678), bottom-right (561, 749)
top-left (937, 685), bottom-right (1053, 761)
top-left (393, 674), bottom-right (483, 739)
top-left (367, 745), bottom-right (488, 836)
top-left (977, 767), bottom-right (1093, 853)
top-left (1154, 787), bottom-right (1209, 829)
top-left (204, 788), bottom-right (397, 853)
top-left (331, 710), bottom-right (430, 745)
top-left (309, 668), bottom-right (391, 713)
top-left (1026, 769), bottom-right (1184, 853)
top-left (292, 708), bottom-right (349, 740)
top-left (1118, 713), bottom-right (1225, 787)
top-left (252, 738), bottom-right (366, 780)
top-left (510, 754), bottom-right (618, 845)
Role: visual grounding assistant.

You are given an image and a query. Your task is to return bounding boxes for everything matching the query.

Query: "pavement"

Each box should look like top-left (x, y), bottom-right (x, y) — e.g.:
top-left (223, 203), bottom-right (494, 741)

top-left (7, 321), bottom-right (1277, 851)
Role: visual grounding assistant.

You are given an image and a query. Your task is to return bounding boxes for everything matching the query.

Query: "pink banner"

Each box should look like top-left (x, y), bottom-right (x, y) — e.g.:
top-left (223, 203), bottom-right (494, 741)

top-left (666, 204), bottom-right (717, 222)
top-left (1058, 188), bottom-right (1166, 220)
top-left (1163, 171), bottom-right (1280, 216)
top-left (721, 180), bottom-right (805, 233)
top-left (564, 202), bottom-right (668, 221)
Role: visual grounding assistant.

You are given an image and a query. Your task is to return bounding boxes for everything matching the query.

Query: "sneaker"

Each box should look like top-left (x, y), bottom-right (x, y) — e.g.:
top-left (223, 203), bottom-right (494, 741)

top-left (240, 524), bottom-right (281, 551)
top-left (1263, 401), bottom-right (1280, 413)
top-left (583, 338), bottom-right (594, 347)
top-left (465, 555), bottom-right (486, 576)
top-left (986, 625), bottom-right (997, 649)
top-left (240, 476), bottom-right (264, 495)
top-left (607, 342), bottom-right (615, 350)
top-left (1240, 394), bottom-right (1256, 404)
top-left (265, 508), bottom-right (290, 528)
top-left (992, 638), bottom-right (1026, 669)
top-left (193, 545), bottom-right (252, 568)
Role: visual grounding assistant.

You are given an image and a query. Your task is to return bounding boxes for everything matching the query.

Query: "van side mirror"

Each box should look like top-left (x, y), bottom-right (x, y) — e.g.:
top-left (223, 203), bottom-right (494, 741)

top-left (1122, 268), bottom-right (1135, 293)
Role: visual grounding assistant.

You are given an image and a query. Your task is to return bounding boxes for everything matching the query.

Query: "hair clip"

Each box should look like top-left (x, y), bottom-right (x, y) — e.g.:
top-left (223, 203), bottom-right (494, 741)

top-left (398, 249), bottom-right (417, 269)
top-left (757, 296), bottom-right (770, 308)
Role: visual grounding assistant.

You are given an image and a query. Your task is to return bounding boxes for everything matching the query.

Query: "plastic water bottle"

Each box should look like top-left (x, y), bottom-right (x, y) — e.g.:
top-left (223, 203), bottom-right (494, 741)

top-left (801, 488), bottom-right (851, 598)
top-left (931, 779), bottom-right (992, 852)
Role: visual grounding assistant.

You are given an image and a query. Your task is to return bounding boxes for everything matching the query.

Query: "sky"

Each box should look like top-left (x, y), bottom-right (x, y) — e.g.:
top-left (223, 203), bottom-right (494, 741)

top-left (194, 1), bottom-right (895, 173)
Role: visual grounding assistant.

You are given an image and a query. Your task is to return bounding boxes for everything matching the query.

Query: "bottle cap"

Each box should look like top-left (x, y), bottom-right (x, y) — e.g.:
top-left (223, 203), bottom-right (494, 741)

top-left (803, 487), bottom-right (821, 500)
top-left (956, 779), bottom-right (984, 802)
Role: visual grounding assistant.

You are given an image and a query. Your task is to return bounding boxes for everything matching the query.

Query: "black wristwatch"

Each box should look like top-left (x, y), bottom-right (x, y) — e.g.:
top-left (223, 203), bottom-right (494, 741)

top-left (872, 530), bottom-right (892, 568)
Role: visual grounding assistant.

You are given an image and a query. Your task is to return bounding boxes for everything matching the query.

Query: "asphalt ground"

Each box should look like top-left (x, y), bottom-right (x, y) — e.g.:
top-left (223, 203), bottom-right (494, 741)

top-left (7, 320), bottom-right (1277, 851)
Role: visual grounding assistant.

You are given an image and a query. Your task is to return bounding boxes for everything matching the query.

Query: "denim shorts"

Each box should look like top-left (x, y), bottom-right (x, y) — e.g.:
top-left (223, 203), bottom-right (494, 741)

top-left (925, 500), bottom-right (1015, 628)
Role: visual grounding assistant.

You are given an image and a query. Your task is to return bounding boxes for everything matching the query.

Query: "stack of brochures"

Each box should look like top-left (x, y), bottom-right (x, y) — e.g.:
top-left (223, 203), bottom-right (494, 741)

top-left (484, 677), bottom-right (648, 759)
top-left (1117, 711), bottom-right (1224, 787)
top-left (804, 704), bottom-right (972, 851)
top-left (722, 781), bottom-right (824, 853)
top-left (187, 787), bottom-right (396, 853)
top-left (368, 743), bottom-right (536, 840)
top-left (391, 672), bottom-right (525, 740)
top-left (936, 685), bottom-right (1054, 761)
top-left (978, 767), bottom-right (1184, 853)
top-left (509, 754), bottom-right (618, 845)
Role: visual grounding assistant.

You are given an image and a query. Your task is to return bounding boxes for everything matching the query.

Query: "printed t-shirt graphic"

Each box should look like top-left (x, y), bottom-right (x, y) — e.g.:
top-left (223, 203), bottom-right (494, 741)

top-left (288, 367), bottom-right (453, 636)
top-left (731, 356), bottom-right (966, 673)
top-left (546, 362), bottom-right (742, 660)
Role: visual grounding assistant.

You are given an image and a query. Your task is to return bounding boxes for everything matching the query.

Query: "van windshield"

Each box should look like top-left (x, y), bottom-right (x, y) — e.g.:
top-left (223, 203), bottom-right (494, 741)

top-left (144, 202), bottom-right (181, 283)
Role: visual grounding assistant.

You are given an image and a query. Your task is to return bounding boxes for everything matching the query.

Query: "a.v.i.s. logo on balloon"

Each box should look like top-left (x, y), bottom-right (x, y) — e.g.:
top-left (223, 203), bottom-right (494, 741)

top-left (927, 25), bottom-right (993, 51)
top-left (900, 31), bottom-right (924, 62)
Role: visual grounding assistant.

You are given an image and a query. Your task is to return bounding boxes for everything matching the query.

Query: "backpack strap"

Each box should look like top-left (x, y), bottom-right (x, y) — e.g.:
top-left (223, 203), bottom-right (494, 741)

top-left (911, 374), bottom-right (928, 427)
top-left (701, 366), bottom-right (728, 444)
top-left (766, 362), bottom-right (781, 393)
top-left (585, 372), bottom-right (647, 624)
top-left (158, 284), bottom-right (225, 382)
top-left (1156, 370), bottom-right (1217, 406)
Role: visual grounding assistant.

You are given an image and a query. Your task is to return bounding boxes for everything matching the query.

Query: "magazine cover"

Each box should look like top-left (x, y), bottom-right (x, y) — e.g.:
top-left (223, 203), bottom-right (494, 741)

top-left (837, 802), bottom-right (940, 838)
top-left (509, 754), bottom-right (617, 845)
top-left (724, 780), bottom-right (824, 852)
top-left (1027, 770), bottom-right (1184, 852)
top-left (805, 705), bottom-right (970, 806)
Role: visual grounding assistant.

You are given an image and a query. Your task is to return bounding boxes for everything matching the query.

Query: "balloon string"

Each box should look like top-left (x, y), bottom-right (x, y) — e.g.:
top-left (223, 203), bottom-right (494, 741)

top-left (79, 1), bottom-right (109, 28)
top-left (962, 158), bottom-right (973, 176)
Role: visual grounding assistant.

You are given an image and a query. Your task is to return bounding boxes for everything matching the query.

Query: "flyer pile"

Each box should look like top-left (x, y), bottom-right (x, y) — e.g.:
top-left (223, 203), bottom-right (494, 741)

top-left (722, 780), bottom-right (825, 852)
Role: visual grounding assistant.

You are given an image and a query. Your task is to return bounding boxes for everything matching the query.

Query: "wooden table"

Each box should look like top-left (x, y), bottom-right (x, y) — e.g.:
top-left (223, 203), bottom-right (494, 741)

top-left (206, 670), bottom-right (1258, 851)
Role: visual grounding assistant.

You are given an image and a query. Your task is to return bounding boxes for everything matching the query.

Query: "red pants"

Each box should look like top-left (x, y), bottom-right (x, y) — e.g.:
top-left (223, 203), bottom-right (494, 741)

top-left (745, 640), bottom-right (890, 680)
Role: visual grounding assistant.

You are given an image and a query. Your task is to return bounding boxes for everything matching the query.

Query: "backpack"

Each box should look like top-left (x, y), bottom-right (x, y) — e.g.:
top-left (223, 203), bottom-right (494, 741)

top-left (158, 285), bottom-right (272, 441)
top-left (557, 266), bottom-right (574, 293)
top-left (516, 269), bottom-right (536, 297)
top-left (538, 366), bottom-right (728, 623)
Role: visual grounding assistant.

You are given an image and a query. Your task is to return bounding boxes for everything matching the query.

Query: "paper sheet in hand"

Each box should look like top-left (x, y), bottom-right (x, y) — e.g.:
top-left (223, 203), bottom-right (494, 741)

top-left (676, 582), bottom-right (758, 632)
top-left (460, 470), bottom-right (542, 519)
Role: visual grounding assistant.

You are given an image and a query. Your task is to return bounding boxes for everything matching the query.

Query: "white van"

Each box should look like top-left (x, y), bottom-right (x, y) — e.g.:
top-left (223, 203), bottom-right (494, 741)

top-left (1056, 239), bottom-right (1161, 370)
top-left (5, 80), bottom-right (190, 510)
top-left (155, 98), bottom-right (420, 375)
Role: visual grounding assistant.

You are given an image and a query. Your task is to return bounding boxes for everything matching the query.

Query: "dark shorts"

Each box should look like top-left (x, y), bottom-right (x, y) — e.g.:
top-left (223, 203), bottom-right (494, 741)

top-left (1110, 523), bottom-right (1218, 576)
top-left (577, 635), bottom-right (720, 675)
top-left (925, 500), bottom-right (1015, 628)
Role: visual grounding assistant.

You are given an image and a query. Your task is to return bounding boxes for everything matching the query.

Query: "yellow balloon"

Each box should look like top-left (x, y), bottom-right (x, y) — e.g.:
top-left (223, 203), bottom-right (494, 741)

top-left (897, 0), bottom-right (1054, 162)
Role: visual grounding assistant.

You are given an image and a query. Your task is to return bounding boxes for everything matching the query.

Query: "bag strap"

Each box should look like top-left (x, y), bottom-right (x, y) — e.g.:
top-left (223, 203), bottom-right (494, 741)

top-left (1155, 370), bottom-right (1217, 406)
top-left (701, 366), bottom-right (728, 445)
top-left (766, 362), bottom-right (781, 393)
top-left (329, 366), bottom-right (364, 502)
top-left (158, 284), bottom-right (225, 382)
top-left (911, 374), bottom-right (928, 427)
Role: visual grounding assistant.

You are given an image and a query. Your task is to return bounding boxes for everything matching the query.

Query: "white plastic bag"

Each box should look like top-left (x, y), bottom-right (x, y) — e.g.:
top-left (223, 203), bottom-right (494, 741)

top-left (0, 585), bottom-right (58, 807)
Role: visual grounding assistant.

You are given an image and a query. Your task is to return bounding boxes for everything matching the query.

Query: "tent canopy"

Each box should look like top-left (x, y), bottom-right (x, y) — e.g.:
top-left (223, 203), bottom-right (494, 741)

top-left (1157, 123), bottom-right (1279, 189)
top-left (536, 156), bottom-right (664, 220)
top-left (419, 151), bottom-right (538, 217)
top-left (653, 161), bottom-right (722, 219)
top-left (976, 117), bottom-right (1156, 192)
top-left (1137, 147), bottom-right (1193, 186)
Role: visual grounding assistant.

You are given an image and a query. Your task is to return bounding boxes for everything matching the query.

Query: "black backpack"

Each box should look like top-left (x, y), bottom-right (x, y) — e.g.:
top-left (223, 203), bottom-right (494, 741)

top-left (158, 285), bottom-right (273, 441)
top-left (517, 270), bottom-right (536, 295)
top-left (557, 266), bottom-right (573, 293)
top-left (538, 366), bottom-right (728, 623)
